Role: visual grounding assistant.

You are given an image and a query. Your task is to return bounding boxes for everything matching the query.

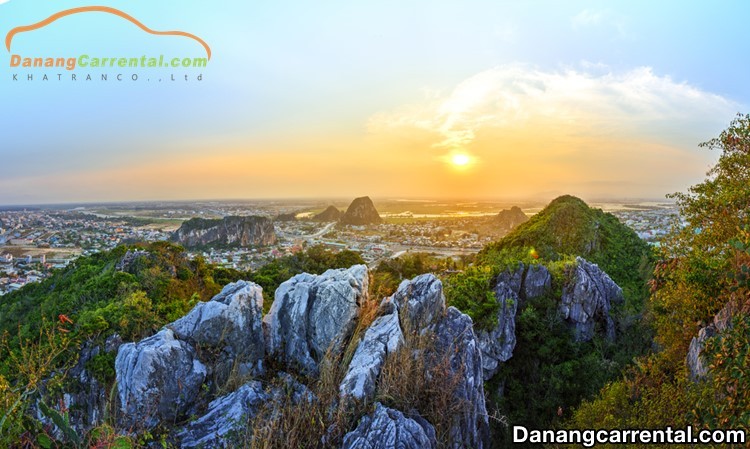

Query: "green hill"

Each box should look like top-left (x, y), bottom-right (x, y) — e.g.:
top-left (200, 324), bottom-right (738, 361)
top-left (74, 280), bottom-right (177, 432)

top-left (479, 195), bottom-right (653, 304)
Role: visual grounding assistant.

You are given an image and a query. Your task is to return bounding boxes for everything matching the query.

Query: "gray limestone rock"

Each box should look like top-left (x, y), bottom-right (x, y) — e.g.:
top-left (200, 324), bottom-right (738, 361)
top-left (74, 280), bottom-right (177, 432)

top-left (476, 282), bottom-right (518, 380)
top-left (559, 257), bottom-right (623, 341)
top-left (169, 281), bottom-right (265, 377)
top-left (390, 274), bottom-right (445, 332)
top-left (115, 329), bottom-right (207, 429)
top-left (341, 403), bottom-right (436, 449)
top-left (177, 381), bottom-right (268, 448)
top-left (264, 265), bottom-right (369, 375)
top-left (339, 309), bottom-right (404, 400)
top-left (434, 307), bottom-right (490, 449)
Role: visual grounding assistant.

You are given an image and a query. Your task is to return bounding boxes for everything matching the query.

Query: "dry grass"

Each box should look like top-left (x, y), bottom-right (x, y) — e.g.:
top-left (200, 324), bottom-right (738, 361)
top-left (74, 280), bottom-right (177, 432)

top-left (243, 292), bottom-right (381, 449)
top-left (375, 327), bottom-right (470, 448)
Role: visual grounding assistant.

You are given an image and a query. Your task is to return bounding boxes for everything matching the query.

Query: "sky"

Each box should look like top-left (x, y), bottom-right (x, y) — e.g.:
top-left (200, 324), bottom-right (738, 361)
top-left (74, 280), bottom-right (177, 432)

top-left (0, 0), bottom-right (748, 205)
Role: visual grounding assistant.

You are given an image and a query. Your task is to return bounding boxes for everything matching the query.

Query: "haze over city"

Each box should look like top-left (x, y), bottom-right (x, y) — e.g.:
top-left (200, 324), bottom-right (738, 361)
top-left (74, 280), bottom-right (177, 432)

top-left (1, 0), bottom-right (748, 204)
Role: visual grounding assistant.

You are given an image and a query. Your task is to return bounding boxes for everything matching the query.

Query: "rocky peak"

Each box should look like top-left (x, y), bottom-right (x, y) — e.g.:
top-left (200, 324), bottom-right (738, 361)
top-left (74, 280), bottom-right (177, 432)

top-left (495, 206), bottom-right (529, 232)
top-left (340, 196), bottom-right (382, 226)
top-left (171, 215), bottom-right (277, 248)
top-left (313, 205), bottom-right (343, 222)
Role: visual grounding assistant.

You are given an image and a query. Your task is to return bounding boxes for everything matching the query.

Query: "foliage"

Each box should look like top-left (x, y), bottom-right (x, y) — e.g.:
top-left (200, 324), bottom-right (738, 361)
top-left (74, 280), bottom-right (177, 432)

top-left (569, 114), bottom-right (750, 437)
top-left (444, 266), bottom-right (500, 331)
top-left (479, 194), bottom-right (654, 308)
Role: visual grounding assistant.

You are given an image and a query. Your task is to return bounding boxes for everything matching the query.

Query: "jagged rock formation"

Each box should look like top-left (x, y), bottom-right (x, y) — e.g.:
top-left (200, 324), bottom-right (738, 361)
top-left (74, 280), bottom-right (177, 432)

top-left (435, 307), bottom-right (489, 449)
top-left (314, 205), bottom-right (343, 222)
top-left (110, 267), bottom-right (489, 447)
top-left (169, 281), bottom-right (266, 380)
top-left (477, 263), bottom-right (552, 380)
top-left (116, 282), bottom-right (266, 430)
top-left (476, 282), bottom-right (518, 380)
top-left (171, 216), bottom-right (277, 248)
top-left (177, 380), bottom-right (268, 448)
top-left (560, 257), bottom-right (623, 341)
top-left (390, 274), bottom-right (445, 331)
top-left (264, 265), bottom-right (369, 375)
top-left (340, 305), bottom-right (403, 400)
top-left (339, 197), bottom-right (382, 226)
top-left (115, 328), bottom-right (207, 429)
top-left (176, 373), bottom-right (313, 448)
top-left (494, 206), bottom-right (528, 232)
top-left (341, 403), bottom-right (437, 449)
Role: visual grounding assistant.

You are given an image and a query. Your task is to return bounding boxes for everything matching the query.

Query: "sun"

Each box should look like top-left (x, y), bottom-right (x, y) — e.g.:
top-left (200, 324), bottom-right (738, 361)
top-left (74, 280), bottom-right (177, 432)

top-left (452, 153), bottom-right (471, 166)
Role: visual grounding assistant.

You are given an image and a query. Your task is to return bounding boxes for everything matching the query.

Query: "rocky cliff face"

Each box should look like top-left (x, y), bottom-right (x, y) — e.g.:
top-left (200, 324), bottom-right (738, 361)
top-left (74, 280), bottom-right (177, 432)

top-left (339, 196), bottom-right (382, 226)
top-left (560, 257), bottom-right (623, 341)
top-left (495, 206), bottom-right (528, 232)
top-left (106, 267), bottom-right (489, 448)
top-left (171, 216), bottom-right (277, 248)
top-left (314, 205), bottom-right (343, 222)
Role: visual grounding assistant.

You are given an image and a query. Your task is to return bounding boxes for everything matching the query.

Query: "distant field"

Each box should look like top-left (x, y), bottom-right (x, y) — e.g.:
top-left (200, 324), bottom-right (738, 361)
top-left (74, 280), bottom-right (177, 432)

top-left (0, 245), bottom-right (81, 259)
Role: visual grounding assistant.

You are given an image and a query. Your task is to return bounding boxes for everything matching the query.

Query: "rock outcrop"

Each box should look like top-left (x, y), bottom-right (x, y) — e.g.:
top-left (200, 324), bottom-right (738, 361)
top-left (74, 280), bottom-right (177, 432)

top-left (339, 306), bottom-right (403, 400)
top-left (476, 282), bottom-right (518, 380)
top-left (171, 216), bottom-right (277, 248)
top-left (340, 197), bottom-right (382, 226)
top-left (177, 381), bottom-right (268, 448)
top-left (434, 307), bottom-right (490, 449)
top-left (341, 403), bottom-right (437, 449)
top-left (390, 274), bottom-right (445, 331)
top-left (560, 257), bottom-right (623, 341)
top-left (264, 265), bottom-right (369, 375)
top-left (169, 281), bottom-right (265, 379)
top-left (494, 206), bottom-right (528, 232)
top-left (314, 205), bottom-right (343, 222)
top-left (177, 373), bottom-right (314, 448)
top-left (115, 329), bottom-right (207, 429)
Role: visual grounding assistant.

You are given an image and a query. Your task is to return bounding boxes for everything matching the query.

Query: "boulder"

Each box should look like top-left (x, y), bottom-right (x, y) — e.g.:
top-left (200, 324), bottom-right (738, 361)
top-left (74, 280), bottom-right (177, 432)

top-left (559, 257), bottom-right (623, 341)
top-left (390, 274), bottom-right (445, 331)
top-left (169, 281), bottom-right (265, 378)
top-left (176, 373), bottom-right (314, 448)
top-left (264, 265), bottom-right (369, 375)
top-left (115, 329), bottom-right (207, 429)
top-left (476, 282), bottom-right (518, 380)
top-left (434, 307), bottom-right (490, 449)
top-left (341, 403), bottom-right (436, 449)
top-left (340, 308), bottom-right (404, 400)
top-left (177, 381), bottom-right (268, 448)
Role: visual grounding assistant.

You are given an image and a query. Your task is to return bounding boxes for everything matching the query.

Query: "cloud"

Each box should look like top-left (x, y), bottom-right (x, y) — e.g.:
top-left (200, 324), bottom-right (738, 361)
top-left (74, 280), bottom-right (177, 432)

top-left (571, 9), bottom-right (604, 28)
top-left (571, 9), bottom-right (631, 38)
top-left (366, 64), bottom-right (742, 198)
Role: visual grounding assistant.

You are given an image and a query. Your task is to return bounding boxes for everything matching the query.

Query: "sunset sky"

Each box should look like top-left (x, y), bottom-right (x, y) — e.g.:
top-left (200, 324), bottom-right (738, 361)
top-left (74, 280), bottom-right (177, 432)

top-left (0, 0), bottom-right (748, 205)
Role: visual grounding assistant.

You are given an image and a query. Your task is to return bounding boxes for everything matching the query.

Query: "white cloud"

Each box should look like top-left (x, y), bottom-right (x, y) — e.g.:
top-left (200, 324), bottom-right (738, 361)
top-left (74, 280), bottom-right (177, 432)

top-left (571, 9), bottom-right (604, 29)
top-left (571, 9), bottom-right (631, 38)
top-left (366, 65), bottom-right (742, 197)
top-left (370, 65), bottom-right (738, 150)
top-left (0, 0), bottom-right (11, 4)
